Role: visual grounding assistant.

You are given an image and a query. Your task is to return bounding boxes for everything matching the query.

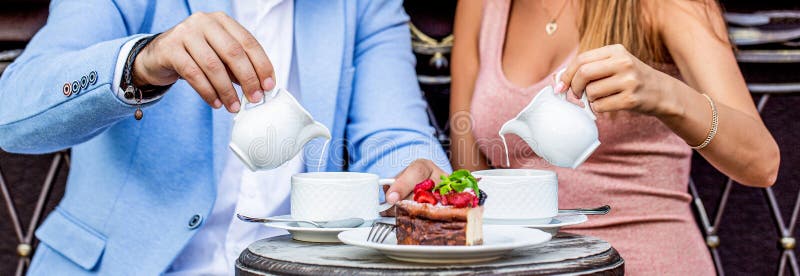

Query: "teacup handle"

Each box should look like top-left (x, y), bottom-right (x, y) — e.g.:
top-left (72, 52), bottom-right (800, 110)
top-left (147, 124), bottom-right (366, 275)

top-left (555, 69), bottom-right (597, 121)
top-left (234, 87), bottom-right (279, 121)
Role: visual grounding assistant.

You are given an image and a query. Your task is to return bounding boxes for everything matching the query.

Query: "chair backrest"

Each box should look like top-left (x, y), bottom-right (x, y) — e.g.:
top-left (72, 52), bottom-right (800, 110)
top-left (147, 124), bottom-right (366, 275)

top-left (0, 3), bottom-right (62, 276)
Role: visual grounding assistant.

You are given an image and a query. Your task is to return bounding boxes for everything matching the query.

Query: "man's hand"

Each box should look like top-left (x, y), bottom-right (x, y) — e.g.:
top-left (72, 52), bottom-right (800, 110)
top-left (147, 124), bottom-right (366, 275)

top-left (385, 159), bottom-right (448, 205)
top-left (132, 12), bottom-right (275, 112)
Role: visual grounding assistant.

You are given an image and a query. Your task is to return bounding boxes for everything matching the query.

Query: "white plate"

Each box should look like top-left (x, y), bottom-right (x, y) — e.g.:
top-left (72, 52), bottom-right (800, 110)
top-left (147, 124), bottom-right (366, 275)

top-left (261, 215), bottom-right (371, 243)
top-left (337, 225), bottom-right (551, 264)
top-left (486, 214), bottom-right (588, 235)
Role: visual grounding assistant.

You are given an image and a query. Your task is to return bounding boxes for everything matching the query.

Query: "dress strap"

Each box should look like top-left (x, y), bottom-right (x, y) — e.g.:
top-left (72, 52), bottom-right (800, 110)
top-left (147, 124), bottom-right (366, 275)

top-left (478, 0), bottom-right (512, 67)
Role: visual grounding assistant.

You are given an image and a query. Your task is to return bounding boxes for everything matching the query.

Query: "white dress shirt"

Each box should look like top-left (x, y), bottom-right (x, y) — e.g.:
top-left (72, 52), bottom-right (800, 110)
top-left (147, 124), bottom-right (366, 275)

top-left (114, 0), bottom-right (301, 274)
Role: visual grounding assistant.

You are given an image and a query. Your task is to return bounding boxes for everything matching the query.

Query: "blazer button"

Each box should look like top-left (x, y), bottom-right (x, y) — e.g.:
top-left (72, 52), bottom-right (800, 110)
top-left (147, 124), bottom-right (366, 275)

top-left (80, 76), bottom-right (88, 89)
top-left (88, 71), bottom-right (98, 85)
top-left (62, 82), bottom-right (72, 97)
top-left (188, 214), bottom-right (203, 229)
top-left (71, 81), bottom-right (80, 94)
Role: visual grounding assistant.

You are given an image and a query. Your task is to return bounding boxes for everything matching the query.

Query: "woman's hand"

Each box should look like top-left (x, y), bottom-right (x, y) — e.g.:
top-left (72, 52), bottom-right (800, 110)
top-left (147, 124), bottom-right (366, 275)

top-left (557, 44), bottom-right (683, 118)
top-left (384, 159), bottom-right (448, 205)
top-left (133, 12), bottom-right (276, 113)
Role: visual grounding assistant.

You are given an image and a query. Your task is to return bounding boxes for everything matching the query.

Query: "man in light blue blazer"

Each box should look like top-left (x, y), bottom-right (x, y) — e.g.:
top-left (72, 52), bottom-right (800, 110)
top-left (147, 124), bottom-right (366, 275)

top-left (0, 0), bottom-right (450, 274)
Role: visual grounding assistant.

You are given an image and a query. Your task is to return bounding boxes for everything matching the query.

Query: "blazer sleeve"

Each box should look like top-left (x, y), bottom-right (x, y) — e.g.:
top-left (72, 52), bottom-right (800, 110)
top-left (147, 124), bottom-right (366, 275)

top-left (0, 0), bottom-right (153, 154)
top-left (346, 0), bottom-right (452, 177)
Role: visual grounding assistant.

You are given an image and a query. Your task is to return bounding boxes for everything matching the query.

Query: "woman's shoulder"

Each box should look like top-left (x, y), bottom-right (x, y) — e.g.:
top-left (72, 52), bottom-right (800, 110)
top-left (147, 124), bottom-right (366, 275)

top-left (453, 0), bottom-right (487, 46)
top-left (648, 0), bottom-right (728, 41)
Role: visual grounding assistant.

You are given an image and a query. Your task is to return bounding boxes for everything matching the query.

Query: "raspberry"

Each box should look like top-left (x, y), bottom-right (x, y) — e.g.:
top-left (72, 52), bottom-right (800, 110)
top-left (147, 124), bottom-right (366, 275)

top-left (413, 179), bottom-right (435, 194)
top-left (413, 190), bottom-right (438, 205)
top-left (443, 192), bottom-right (478, 208)
top-left (433, 192), bottom-right (443, 203)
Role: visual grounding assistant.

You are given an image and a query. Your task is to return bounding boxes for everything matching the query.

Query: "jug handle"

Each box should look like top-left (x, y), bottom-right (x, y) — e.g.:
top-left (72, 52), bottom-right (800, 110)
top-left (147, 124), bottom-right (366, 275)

top-left (234, 87), bottom-right (279, 121)
top-left (555, 69), bottom-right (596, 121)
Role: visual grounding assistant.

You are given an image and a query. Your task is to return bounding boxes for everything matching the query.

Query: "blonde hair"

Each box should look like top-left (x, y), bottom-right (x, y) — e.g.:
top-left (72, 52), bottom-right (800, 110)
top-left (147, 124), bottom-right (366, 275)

top-left (578, 0), bottom-right (724, 64)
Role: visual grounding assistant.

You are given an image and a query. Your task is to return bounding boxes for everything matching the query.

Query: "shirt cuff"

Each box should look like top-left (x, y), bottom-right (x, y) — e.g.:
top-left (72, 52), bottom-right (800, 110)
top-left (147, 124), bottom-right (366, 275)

top-left (112, 34), bottom-right (162, 105)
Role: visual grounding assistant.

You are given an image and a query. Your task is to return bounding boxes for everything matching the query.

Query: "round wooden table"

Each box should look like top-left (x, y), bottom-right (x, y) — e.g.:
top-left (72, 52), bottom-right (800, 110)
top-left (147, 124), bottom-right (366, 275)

top-left (235, 233), bottom-right (624, 275)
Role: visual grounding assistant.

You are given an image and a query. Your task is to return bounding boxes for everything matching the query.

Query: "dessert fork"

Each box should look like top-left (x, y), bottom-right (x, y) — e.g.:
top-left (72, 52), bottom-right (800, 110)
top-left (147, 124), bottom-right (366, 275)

top-left (367, 221), bottom-right (396, 243)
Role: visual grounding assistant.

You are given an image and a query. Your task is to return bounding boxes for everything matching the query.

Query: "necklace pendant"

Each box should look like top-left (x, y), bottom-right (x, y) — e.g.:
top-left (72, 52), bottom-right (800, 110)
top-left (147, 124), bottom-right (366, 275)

top-left (545, 21), bottom-right (558, 35)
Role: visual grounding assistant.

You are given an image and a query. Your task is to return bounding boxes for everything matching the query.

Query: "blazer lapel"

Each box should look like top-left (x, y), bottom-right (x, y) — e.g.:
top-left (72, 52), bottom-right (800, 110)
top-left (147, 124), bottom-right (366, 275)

top-left (295, 0), bottom-right (344, 171)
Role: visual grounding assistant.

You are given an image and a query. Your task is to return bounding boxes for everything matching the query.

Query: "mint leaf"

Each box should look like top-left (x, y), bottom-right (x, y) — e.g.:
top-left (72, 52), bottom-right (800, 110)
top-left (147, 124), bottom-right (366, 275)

top-left (435, 169), bottom-right (480, 195)
top-left (439, 185), bottom-right (452, 195)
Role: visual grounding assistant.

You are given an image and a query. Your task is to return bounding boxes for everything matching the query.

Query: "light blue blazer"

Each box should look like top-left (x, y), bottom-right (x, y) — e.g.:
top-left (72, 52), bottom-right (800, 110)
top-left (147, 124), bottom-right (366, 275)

top-left (0, 0), bottom-right (450, 274)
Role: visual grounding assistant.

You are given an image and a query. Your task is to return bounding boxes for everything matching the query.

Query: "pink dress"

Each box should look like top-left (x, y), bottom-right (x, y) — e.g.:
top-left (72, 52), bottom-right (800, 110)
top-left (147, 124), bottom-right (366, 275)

top-left (470, 1), bottom-right (715, 274)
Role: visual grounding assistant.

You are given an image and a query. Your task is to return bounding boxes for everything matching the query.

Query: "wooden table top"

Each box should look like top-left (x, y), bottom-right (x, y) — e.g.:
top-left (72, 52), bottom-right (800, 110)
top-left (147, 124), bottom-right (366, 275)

top-left (235, 232), bottom-right (624, 275)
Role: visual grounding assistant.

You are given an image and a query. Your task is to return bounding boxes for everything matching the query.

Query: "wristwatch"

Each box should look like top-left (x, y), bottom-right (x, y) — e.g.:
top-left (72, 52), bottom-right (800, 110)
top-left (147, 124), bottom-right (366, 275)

top-left (120, 33), bottom-right (173, 120)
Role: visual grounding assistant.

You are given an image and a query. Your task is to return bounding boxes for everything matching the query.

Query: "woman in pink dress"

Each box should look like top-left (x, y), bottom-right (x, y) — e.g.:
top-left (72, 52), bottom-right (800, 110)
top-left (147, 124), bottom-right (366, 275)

top-left (442, 0), bottom-right (779, 274)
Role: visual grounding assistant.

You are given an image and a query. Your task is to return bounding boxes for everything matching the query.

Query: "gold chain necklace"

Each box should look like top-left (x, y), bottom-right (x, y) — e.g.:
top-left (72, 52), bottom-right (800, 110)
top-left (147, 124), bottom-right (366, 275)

top-left (542, 1), bottom-right (569, 36)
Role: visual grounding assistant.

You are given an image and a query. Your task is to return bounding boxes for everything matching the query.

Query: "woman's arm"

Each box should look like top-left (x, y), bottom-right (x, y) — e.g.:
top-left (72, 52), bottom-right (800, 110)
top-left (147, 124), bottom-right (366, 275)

top-left (450, 0), bottom-right (491, 171)
top-left (560, 0), bottom-right (779, 187)
top-left (657, 0), bottom-right (779, 187)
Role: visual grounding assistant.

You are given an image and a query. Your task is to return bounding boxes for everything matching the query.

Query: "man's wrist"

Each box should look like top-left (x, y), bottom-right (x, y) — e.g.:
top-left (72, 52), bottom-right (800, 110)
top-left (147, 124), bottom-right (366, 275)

top-left (113, 35), bottom-right (156, 105)
top-left (120, 34), bottom-right (172, 101)
top-left (131, 49), bottom-right (157, 88)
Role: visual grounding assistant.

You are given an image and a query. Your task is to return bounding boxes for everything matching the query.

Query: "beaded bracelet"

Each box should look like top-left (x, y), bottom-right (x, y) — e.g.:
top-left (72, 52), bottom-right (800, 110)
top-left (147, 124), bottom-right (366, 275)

top-left (690, 93), bottom-right (718, 150)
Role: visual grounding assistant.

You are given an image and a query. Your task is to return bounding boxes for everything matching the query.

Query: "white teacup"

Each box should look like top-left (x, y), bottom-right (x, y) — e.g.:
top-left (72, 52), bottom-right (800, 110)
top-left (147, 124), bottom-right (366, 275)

top-left (230, 88), bottom-right (331, 171)
top-left (290, 172), bottom-right (393, 226)
top-left (499, 69), bottom-right (600, 169)
top-left (472, 169), bottom-right (558, 224)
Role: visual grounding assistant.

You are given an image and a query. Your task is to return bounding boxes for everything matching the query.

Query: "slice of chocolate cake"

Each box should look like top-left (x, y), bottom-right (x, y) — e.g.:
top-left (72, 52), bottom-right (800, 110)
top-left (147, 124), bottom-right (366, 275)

top-left (395, 200), bottom-right (483, 246)
top-left (394, 169), bottom-right (487, 246)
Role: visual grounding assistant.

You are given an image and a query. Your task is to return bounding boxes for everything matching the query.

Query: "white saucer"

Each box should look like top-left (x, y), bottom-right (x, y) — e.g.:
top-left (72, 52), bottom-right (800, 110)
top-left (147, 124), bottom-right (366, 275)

top-left (485, 214), bottom-right (588, 235)
top-left (261, 215), bottom-right (371, 243)
top-left (337, 225), bottom-right (551, 264)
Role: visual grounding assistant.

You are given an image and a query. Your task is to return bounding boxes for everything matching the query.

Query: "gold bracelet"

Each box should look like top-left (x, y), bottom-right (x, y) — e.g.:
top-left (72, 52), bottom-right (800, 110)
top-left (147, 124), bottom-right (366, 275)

top-left (690, 93), bottom-right (718, 150)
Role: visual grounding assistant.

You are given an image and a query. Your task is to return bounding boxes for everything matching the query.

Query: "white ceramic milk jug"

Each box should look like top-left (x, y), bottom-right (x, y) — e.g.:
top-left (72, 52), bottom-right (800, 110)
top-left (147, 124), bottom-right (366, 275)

top-left (499, 69), bottom-right (600, 168)
top-left (230, 88), bottom-right (331, 171)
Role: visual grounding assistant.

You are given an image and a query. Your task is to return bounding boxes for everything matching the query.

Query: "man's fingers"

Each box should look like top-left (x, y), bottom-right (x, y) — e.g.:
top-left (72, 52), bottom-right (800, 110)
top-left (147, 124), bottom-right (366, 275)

top-left (170, 50), bottom-right (221, 108)
top-left (213, 12), bottom-right (276, 93)
top-left (203, 19), bottom-right (263, 104)
top-left (387, 166), bottom-right (430, 204)
top-left (386, 160), bottom-right (446, 204)
top-left (184, 36), bottom-right (240, 112)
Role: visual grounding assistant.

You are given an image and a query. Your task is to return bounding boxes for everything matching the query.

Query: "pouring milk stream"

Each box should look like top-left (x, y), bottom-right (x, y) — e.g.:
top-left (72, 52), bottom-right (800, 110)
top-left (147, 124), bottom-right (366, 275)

top-left (229, 87), bottom-right (331, 171)
top-left (499, 69), bottom-right (600, 168)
